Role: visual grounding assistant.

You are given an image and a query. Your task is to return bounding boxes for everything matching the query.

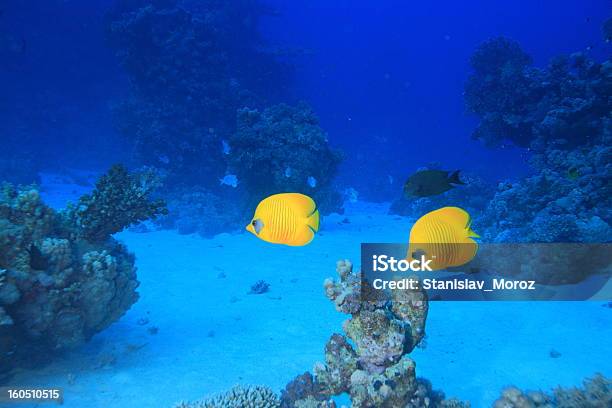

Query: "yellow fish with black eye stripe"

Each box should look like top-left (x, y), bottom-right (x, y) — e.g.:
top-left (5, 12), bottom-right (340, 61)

top-left (407, 206), bottom-right (479, 270)
top-left (246, 193), bottom-right (320, 246)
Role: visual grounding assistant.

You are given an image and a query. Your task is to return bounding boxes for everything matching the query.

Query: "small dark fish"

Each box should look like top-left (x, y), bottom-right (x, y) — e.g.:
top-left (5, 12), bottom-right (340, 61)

top-left (403, 169), bottom-right (465, 198)
top-left (567, 167), bottom-right (580, 181)
top-left (28, 244), bottom-right (48, 270)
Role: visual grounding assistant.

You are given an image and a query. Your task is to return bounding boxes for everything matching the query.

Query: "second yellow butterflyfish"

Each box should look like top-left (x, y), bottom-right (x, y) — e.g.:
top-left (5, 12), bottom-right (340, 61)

top-left (407, 206), bottom-right (479, 270)
top-left (246, 193), bottom-right (320, 246)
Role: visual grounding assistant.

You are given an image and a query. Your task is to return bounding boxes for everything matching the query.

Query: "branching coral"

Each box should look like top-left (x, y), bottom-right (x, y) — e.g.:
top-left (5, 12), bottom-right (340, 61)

top-left (229, 103), bottom-right (343, 213)
top-left (492, 373), bottom-right (611, 408)
top-left (174, 385), bottom-right (280, 408)
top-left (0, 166), bottom-right (163, 378)
top-left (67, 164), bottom-right (167, 242)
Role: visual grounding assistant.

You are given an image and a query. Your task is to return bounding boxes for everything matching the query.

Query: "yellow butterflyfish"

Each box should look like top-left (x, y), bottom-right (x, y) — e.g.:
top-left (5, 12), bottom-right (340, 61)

top-left (407, 206), bottom-right (479, 270)
top-left (246, 193), bottom-right (320, 246)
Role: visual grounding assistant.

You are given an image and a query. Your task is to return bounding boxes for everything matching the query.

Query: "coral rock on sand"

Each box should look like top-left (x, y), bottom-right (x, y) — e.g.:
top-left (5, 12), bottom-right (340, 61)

top-left (282, 259), bottom-right (465, 408)
top-left (0, 166), bottom-right (165, 378)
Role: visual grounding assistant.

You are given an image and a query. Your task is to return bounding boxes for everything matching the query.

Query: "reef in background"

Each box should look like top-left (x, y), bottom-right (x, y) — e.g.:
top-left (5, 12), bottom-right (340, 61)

top-left (105, 0), bottom-right (290, 188)
top-left (493, 373), bottom-right (610, 407)
top-left (464, 35), bottom-right (611, 243)
top-left (0, 165), bottom-right (166, 380)
top-left (229, 103), bottom-right (343, 213)
top-left (106, 0), bottom-right (344, 230)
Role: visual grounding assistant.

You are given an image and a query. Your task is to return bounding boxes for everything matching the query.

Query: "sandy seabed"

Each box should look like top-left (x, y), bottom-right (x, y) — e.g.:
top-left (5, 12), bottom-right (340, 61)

top-left (7, 184), bottom-right (612, 407)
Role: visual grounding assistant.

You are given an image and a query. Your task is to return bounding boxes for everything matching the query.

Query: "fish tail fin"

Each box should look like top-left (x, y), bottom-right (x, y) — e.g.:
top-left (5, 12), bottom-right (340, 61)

top-left (307, 207), bottom-right (320, 233)
top-left (449, 170), bottom-right (466, 185)
top-left (467, 228), bottom-right (480, 238)
top-left (465, 214), bottom-right (480, 238)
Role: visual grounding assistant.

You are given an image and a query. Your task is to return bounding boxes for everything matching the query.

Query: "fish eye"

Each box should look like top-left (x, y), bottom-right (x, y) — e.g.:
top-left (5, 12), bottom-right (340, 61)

top-left (251, 220), bottom-right (257, 226)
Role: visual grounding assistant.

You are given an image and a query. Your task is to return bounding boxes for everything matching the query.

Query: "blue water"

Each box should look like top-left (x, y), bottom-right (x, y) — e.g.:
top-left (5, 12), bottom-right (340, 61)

top-left (1, 1), bottom-right (611, 407)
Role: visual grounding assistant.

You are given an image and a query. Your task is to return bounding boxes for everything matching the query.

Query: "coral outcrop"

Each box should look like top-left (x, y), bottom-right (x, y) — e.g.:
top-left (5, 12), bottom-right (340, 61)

top-left (465, 36), bottom-right (611, 244)
top-left (229, 103), bottom-right (343, 213)
top-left (0, 166), bottom-right (165, 379)
top-left (281, 260), bottom-right (466, 408)
top-left (492, 373), bottom-right (610, 407)
top-left (67, 164), bottom-right (167, 242)
top-left (106, 0), bottom-right (291, 188)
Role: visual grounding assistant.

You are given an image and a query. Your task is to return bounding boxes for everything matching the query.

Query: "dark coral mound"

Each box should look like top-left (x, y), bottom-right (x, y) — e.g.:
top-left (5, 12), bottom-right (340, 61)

top-left (465, 37), bottom-right (610, 150)
top-left (106, 1), bottom-right (343, 227)
top-left (0, 166), bottom-right (164, 379)
top-left (229, 103), bottom-right (343, 213)
top-left (106, 0), bottom-right (292, 188)
top-left (68, 164), bottom-right (167, 242)
top-left (466, 37), bottom-right (611, 243)
top-left (493, 373), bottom-right (611, 407)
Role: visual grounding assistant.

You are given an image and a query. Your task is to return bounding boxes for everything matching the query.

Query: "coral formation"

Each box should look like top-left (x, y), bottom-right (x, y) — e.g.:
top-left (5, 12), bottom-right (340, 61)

top-left (106, 1), bottom-right (343, 228)
top-left (106, 0), bottom-right (291, 188)
top-left (174, 385), bottom-right (280, 408)
top-left (67, 164), bottom-right (167, 242)
top-left (465, 36), bottom-right (611, 244)
top-left (281, 260), bottom-right (466, 408)
top-left (492, 373), bottom-right (610, 407)
top-left (466, 36), bottom-right (610, 150)
top-left (0, 166), bottom-right (164, 378)
top-left (229, 103), bottom-right (343, 213)
top-left (312, 260), bottom-right (428, 407)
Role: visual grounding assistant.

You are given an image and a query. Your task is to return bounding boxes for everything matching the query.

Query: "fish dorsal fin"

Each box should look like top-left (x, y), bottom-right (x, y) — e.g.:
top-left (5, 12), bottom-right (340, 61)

top-left (276, 192), bottom-right (317, 216)
top-left (431, 207), bottom-right (471, 230)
